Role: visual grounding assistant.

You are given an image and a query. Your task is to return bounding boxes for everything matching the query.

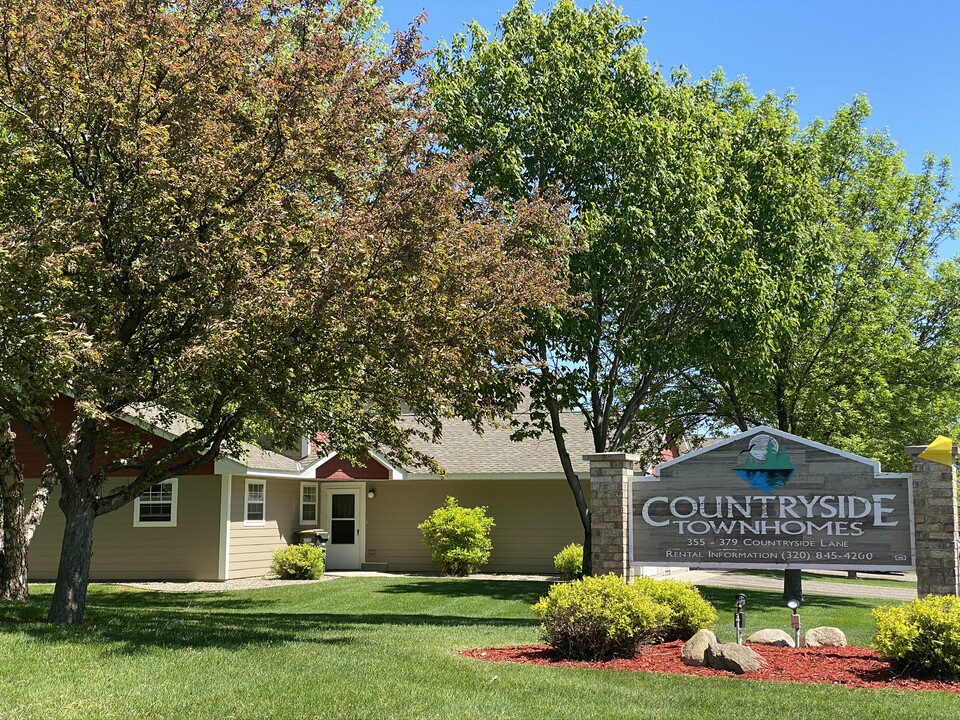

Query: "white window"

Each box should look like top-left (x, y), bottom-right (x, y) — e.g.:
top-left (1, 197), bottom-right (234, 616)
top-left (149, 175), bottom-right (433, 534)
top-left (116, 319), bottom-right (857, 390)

top-left (300, 482), bottom-right (318, 525)
top-left (245, 480), bottom-right (266, 526)
top-left (133, 479), bottom-right (178, 527)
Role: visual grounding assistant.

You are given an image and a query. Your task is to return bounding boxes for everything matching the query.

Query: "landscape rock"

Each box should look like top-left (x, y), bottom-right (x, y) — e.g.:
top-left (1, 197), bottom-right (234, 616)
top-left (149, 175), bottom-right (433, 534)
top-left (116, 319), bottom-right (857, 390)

top-left (801, 626), bottom-right (847, 648)
top-left (706, 643), bottom-right (766, 674)
top-left (746, 629), bottom-right (795, 647)
top-left (703, 640), bottom-right (722, 669)
top-left (681, 629), bottom-right (718, 667)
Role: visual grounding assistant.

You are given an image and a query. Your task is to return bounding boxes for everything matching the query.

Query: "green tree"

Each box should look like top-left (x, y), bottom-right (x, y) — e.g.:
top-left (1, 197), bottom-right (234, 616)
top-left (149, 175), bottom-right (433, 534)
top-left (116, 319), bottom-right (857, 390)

top-left (669, 94), bottom-right (960, 471)
top-left (431, 0), bottom-right (751, 573)
top-left (0, 0), bottom-right (570, 624)
top-left (656, 90), bottom-right (960, 601)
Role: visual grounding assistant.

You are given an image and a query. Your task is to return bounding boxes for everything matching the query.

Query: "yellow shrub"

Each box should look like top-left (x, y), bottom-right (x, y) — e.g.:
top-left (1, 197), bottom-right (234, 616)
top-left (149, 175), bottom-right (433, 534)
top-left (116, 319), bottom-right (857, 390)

top-left (873, 595), bottom-right (960, 679)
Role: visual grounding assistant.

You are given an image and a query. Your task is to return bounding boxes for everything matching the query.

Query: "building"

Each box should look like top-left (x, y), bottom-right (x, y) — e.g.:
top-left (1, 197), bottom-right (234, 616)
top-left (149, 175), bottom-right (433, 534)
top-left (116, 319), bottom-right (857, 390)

top-left (21, 398), bottom-right (679, 580)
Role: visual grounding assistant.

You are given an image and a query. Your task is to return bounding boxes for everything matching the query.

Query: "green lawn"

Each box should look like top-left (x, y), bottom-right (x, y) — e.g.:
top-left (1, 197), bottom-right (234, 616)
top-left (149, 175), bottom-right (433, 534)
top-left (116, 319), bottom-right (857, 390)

top-left (0, 578), bottom-right (955, 720)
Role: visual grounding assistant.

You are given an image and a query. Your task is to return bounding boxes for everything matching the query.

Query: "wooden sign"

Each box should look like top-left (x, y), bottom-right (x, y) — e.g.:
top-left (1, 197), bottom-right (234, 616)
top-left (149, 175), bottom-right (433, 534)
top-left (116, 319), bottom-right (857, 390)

top-left (631, 427), bottom-right (915, 571)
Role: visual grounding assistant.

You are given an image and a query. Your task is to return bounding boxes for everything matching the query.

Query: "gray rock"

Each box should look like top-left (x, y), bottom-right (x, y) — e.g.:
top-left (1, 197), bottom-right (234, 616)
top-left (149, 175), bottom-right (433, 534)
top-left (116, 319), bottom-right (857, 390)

top-left (746, 629), bottom-right (795, 648)
top-left (681, 629), bottom-right (718, 667)
top-left (801, 626), bottom-right (847, 648)
top-left (703, 640), bottom-right (722, 670)
top-left (709, 643), bottom-right (766, 674)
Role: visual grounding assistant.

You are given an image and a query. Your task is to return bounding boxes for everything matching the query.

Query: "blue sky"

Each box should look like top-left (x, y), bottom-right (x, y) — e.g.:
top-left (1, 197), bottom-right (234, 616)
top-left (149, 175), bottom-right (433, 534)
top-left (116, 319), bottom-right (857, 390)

top-left (379, 0), bottom-right (960, 258)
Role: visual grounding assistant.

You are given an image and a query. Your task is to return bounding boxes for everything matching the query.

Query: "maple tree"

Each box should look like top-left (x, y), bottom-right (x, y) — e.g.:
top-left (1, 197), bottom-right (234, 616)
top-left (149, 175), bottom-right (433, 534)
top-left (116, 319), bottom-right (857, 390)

top-left (0, 0), bottom-right (569, 624)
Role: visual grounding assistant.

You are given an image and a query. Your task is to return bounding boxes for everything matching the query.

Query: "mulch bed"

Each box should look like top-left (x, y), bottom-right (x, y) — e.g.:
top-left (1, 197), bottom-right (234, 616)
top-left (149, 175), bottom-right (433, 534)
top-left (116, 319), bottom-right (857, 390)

top-left (462, 641), bottom-right (960, 694)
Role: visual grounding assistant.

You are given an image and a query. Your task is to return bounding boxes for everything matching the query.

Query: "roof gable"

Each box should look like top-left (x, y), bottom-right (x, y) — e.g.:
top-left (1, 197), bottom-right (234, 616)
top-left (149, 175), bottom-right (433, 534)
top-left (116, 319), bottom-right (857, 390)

top-left (653, 425), bottom-right (884, 476)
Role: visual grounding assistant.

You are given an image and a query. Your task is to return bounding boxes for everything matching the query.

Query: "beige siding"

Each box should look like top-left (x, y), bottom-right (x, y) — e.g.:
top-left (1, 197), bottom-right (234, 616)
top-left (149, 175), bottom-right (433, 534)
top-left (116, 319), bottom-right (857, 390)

top-left (27, 474), bottom-right (593, 579)
top-left (228, 476), bottom-right (304, 579)
top-left (28, 476), bottom-right (221, 581)
top-left (361, 477), bottom-right (590, 573)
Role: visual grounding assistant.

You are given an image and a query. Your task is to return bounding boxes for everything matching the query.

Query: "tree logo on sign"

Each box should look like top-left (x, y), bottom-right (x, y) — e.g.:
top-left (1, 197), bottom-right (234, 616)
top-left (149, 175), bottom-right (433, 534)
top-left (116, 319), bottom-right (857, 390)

top-left (734, 435), bottom-right (795, 493)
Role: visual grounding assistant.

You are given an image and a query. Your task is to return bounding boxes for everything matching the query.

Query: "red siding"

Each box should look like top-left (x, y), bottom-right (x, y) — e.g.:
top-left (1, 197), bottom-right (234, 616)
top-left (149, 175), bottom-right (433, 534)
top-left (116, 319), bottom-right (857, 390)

top-left (10, 395), bottom-right (214, 477)
top-left (317, 454), bottom-right (389, 479)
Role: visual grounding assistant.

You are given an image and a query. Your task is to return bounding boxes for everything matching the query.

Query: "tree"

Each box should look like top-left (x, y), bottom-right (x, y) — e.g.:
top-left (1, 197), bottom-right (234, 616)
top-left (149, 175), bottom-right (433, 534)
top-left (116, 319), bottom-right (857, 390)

top-left (431, 0), bottom-right (751, 573)
top-left (0, 158), bottom-right (85, 600)
top-left (667, 94), bottom-right (960, 470)
top-left (0, 0), bottom-right (570, 625)
top-left (654, 90), bottom-right (960, 600)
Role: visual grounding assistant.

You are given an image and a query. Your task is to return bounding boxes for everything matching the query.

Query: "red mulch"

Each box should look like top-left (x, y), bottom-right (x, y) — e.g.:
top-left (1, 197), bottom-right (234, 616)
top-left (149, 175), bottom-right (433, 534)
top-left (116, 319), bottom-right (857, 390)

top-left (462, 641), bottom-right (960, 694)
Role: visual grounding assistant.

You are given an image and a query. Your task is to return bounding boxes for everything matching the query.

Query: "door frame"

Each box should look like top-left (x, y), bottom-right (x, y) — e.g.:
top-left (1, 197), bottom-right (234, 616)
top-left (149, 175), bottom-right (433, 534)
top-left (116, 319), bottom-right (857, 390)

top-left (320, 482), bottom-right (366, 570)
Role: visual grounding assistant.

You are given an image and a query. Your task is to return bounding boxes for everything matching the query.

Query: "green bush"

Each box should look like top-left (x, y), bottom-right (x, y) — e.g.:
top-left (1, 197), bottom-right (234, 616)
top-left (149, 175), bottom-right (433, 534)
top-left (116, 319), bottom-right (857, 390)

top-left (532, 574), bottom-right (670, 660)
top-left (271, 544), bottom-right (326, 580)
top-left (632, 576), bottom-right (718, 642)
top-left (417, 496), bottom-right (495, 576)
top-left (553, 543), bottom-right (583, 580)
top-left (873, 595), bottom-right (960, 679)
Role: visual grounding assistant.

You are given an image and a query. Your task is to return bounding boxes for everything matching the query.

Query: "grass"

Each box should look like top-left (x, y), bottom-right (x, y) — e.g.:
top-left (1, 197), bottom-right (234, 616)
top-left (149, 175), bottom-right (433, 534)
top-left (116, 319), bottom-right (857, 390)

top-left (0, 578), bottom-right (955, 719)
top-left (734, 569), bottom-right (918, 589)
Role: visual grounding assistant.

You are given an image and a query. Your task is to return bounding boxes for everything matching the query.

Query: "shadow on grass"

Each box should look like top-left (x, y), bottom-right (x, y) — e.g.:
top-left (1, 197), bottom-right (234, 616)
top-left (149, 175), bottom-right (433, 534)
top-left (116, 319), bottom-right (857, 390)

top-left (0, 590), bottom-right (536, 655)
top-left (734, 569), bottom-right (915, 587)
top-left (698, 585), bottom-right (887, 612)
top-left (376, 579), bottom-right (550, 604)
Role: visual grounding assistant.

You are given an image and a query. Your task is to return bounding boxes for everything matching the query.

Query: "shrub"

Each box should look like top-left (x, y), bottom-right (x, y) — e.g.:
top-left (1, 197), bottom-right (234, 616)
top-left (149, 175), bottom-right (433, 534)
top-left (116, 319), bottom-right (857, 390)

top-left (553, 543), bottom-right (583, 580)
top-left (532, 574), bottom-right (670, 660)
top-left (271, 544), bottom-right (326, 580)
top-left (417, 496), bottom-right (495, 576)
top-left (873, 595), bottom-right (960, 679)
top-left (632, 576), bottom-right (718, 642)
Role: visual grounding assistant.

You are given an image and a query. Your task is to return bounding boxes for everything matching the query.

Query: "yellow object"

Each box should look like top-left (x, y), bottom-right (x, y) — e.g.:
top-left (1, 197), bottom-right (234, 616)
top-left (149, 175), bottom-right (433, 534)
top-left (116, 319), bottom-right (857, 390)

top-left (918, 436), bottom-right (956, 467)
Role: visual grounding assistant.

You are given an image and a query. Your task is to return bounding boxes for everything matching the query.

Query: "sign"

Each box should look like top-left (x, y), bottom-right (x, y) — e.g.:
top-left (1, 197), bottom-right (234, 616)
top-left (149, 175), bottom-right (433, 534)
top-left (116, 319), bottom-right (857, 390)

top-left (631, 427), bottom-right (915, 571)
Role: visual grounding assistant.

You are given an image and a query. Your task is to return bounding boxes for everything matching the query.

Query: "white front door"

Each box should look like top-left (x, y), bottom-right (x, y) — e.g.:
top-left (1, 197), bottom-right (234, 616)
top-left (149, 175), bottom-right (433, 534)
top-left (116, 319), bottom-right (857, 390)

top-left (321, 483), bottom-right (364, 570)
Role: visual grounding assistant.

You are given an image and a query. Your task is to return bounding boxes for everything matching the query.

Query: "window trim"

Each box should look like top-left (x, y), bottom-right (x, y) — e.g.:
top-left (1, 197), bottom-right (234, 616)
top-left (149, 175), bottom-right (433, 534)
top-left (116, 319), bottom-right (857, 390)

top-left (300, 481), bottom-right (319, 526)
top-left (244, 479), bottom-right (267, 527)
top-left (133, 478), bottom-right (178, 528)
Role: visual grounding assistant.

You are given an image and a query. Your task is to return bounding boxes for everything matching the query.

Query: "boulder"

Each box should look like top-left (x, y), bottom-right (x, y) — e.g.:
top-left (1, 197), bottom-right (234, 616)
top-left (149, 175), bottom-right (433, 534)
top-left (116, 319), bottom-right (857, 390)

top-left (704, 640), bottom-right (722, 670)
top-left (801, 626), bottom-right (847, 648)
top-left (681, 629), bottom-right (718, 667)
top-left (746, 629), bottom-right (795, 648)
top-left (715, 643), bottom-right (766, 674)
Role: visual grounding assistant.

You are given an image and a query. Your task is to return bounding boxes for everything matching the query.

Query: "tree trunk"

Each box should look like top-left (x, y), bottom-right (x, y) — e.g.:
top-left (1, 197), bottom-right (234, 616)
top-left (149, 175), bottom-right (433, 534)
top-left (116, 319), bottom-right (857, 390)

top-left (47, 493), bottom-right (96, 626)
top-left (0, 469), bottom-right (30, 601)
top-left (546, 400), bottom-right (593, 576)
top-left (0, 415), bottom-right (30, 601)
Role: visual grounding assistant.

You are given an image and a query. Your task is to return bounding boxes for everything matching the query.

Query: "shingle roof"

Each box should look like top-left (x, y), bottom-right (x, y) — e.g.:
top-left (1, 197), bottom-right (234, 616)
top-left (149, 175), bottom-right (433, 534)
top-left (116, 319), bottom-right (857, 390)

top-left (122, 404), bottom-right (600, 477)
top-left (120, 404), bottom-right (304, 473)
top-left (402, 412), bottom-right (595, 476)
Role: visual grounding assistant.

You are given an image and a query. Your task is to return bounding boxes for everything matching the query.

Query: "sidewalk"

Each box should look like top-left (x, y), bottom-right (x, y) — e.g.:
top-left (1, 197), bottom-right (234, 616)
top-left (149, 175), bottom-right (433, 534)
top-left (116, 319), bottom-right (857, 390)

top-left (672, 569), bottom-right (918, 601)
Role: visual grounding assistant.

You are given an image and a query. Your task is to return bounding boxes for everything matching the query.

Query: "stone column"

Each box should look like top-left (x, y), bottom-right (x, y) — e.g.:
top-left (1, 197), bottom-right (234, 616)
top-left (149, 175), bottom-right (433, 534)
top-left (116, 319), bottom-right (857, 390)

top-left (906, 445), bottom-right (960, 597)
top-left (585, 452), bottom-right (638, 579)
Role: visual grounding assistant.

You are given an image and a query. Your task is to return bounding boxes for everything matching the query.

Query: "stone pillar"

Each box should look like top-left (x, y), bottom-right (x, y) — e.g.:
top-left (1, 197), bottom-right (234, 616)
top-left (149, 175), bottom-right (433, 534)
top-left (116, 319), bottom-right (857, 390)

top-left (906, 445), bottom-right (960, 597)
top-left (585, 452), bottom-right (638, 579)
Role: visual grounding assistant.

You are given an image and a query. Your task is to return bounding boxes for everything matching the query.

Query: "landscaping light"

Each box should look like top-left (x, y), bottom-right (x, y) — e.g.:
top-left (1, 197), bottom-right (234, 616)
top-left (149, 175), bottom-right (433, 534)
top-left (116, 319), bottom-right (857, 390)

top-left (787, 599), bottom-right (801, 647)
top-left (734, 593), bottom-right (747, 645)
